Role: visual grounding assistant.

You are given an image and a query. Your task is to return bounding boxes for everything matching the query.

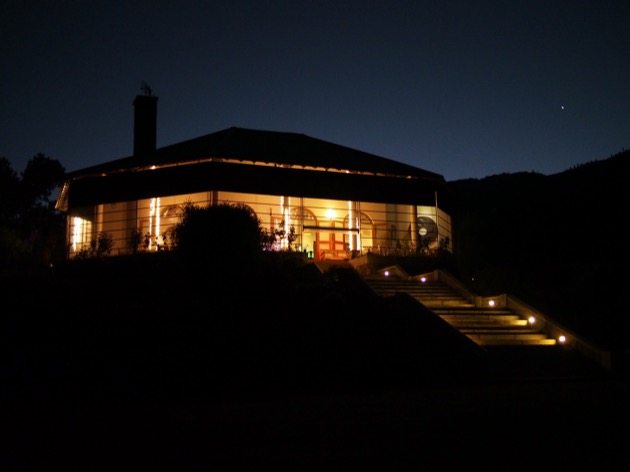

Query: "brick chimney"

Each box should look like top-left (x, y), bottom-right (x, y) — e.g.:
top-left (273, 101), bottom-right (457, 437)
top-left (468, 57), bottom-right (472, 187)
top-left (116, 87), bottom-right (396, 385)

top-left (133, 93), bottom-right (158, 157)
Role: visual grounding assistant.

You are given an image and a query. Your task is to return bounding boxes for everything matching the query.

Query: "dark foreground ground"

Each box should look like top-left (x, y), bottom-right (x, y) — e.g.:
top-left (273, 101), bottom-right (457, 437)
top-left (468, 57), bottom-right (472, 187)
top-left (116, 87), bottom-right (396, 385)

top-left (5, 257), bottom-right (630, 470)
top-left (6, 374), bottom-right (630, 470)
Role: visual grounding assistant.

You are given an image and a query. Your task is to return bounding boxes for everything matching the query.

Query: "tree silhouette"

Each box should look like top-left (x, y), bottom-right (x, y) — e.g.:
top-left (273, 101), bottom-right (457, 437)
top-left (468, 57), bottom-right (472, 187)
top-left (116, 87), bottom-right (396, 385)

top-left (20, 153), bottom-right (65, 208)
top-left (0, 154), bottom-right (66, 271)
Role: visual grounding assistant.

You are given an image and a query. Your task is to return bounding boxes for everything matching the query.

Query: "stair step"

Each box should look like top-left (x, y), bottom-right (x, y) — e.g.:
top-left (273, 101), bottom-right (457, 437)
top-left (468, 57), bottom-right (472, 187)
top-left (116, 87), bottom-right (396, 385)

top-left (437, 312), bottom-right (519, 319)
top-left (419, 300), bottom-right (475, 308)
top-left (470, 336), bottom-right (557, 346)
top-left (468, 332), bottom-right (550, 340)
top-left (366, 284), bottom-right (451, 292)
top-left (435, 313), bottom-right (516, 318)
top-left (372, 292), bottom-right (466, 300)
top-left (443, 319), bottom-right (529, 327)
top-left (460, 327), bottom-right (541, 334)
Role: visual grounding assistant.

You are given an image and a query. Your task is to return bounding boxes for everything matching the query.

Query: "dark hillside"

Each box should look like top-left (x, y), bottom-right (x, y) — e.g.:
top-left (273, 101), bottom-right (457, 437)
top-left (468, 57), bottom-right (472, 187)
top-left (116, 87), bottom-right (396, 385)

top-left (6, 253), bottom-right (628, 469)
top-left (5, 253), bottom-right (482, 404)
top-left (448, 150), bottom-right (630, 353)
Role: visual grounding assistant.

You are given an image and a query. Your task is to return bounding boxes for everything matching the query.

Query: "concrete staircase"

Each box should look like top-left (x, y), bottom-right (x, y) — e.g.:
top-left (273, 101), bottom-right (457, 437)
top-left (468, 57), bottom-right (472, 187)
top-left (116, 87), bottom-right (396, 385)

top-left (364, 273), bottom-right (557, 347)
top-left (358, 265), bottom-right (612, 378)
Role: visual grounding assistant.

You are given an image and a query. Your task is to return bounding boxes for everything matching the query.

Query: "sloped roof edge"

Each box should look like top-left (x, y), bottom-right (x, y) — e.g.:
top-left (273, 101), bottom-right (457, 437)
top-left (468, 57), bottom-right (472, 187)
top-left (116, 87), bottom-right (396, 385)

top-left (65, 127), bottom-right (444, 182)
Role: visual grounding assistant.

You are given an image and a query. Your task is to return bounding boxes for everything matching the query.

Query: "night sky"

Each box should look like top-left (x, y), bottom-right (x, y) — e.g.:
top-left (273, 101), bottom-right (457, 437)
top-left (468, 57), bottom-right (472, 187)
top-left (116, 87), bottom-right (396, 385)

top-left (2, 0), bottom-right (629, 181)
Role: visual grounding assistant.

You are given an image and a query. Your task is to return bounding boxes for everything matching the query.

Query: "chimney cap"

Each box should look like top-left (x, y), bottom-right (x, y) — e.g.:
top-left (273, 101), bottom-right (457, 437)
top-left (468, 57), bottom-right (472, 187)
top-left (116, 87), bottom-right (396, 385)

top-left (140, 80), bottom-right (153, 96)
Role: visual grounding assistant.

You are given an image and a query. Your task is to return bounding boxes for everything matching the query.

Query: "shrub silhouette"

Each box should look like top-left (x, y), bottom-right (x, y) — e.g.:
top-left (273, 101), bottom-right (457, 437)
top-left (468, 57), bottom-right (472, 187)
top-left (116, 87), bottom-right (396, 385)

top-left (172, 201), bottom-right (263, 264)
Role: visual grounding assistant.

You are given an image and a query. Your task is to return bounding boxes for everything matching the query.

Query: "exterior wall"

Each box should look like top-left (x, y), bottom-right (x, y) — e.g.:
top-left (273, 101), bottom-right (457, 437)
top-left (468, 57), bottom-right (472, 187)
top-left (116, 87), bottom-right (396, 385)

top-left (66, 189), bottom-right (452, 259)
top-left (435, 205), bottom-right (453, 251)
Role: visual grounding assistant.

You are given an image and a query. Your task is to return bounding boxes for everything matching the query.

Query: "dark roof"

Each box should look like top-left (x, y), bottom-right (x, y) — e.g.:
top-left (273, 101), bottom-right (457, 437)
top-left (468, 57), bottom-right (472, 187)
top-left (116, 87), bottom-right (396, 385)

top-left (60, 126), bottom-right (454, 212)
top-left (66, 126), bottom-right (443, 181)
top-left (66, 160), bottom-right (449, 210)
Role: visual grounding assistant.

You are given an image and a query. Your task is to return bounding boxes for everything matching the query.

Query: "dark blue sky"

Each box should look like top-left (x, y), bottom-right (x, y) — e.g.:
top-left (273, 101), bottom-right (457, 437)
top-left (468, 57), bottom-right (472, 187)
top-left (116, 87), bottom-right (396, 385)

top-left (2, 0), bottom-right (629, 181)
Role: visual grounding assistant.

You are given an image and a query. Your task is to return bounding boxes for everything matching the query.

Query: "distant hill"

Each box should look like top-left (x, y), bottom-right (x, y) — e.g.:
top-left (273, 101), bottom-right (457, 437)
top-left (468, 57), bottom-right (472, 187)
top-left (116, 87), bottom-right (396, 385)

top-left (447, 150), bottom-right (629, 352)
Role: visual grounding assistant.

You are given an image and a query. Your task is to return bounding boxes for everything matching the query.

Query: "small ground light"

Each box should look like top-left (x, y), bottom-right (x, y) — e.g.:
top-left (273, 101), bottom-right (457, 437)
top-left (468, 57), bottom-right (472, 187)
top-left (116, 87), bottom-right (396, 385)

top-left (558, 335), bottom-right (566, 343)
top-left (488, 299), bottom-right (495, 307)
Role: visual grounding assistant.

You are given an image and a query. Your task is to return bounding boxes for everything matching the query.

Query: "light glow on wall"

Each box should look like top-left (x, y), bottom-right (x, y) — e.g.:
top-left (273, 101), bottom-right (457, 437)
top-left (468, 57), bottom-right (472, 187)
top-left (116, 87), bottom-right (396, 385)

top-left (72, 217), bottom-right (83, 252)
top-left (156, 197), bottom-right (161, 246)
top-left (347, 200), bottom-right (355, 251)
top-left (281, 196), bottom-right (290, 249)
top-left (71, 216), bottom-right (92, 253)
top-left (148, 197), bottom-right (162, 250)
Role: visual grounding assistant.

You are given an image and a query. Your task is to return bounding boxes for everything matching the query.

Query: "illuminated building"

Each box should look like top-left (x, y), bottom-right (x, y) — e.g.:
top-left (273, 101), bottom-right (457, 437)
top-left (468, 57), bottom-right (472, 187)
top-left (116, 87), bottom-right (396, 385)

top-left (56, 93), bottom-right (453, 260)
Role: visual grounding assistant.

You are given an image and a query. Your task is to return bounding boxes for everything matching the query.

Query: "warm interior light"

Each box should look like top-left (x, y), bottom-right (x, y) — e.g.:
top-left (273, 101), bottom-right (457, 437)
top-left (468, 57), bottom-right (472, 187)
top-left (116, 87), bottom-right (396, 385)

top-left (72, 216), bottom-right (82, 251)
top-left (72, 216), bottom-right (91, 253)
top-left (326, 209), bottom-right (336, 220)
